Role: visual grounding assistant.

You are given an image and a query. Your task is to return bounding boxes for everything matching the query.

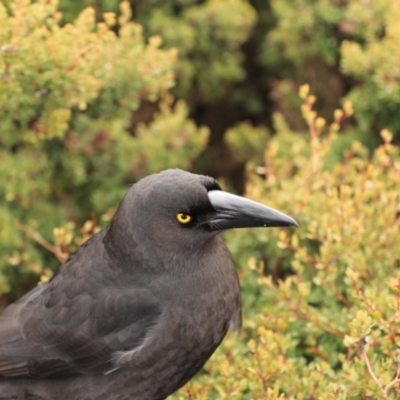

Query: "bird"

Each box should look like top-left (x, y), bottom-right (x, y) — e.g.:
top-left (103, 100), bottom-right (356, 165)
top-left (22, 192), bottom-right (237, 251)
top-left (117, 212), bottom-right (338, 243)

top-left (0, 169), bottom-right (297, 400)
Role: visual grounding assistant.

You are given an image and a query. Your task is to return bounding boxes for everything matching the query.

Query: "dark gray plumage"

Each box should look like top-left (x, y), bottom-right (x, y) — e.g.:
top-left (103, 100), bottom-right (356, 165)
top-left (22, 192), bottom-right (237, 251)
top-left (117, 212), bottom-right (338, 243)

top-left (0, 169), bottom-right (297, 399)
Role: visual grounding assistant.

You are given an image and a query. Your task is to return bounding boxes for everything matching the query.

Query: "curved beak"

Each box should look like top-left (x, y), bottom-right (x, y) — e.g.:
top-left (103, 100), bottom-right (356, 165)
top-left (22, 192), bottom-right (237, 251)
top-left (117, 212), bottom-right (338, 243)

top-left (205, 190), bottom-right (298, 231)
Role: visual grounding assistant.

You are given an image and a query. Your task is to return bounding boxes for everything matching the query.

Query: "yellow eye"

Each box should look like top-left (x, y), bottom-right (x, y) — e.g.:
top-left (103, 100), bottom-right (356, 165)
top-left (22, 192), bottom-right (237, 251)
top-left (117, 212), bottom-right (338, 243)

top-left (176, 213), bottom-right (192, 224)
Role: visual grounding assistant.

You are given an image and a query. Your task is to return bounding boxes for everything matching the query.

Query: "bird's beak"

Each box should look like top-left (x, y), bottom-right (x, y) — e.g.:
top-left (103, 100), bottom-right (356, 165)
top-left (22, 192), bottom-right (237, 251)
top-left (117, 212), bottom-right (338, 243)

top-left (206, 190), bottom-right (298, 231)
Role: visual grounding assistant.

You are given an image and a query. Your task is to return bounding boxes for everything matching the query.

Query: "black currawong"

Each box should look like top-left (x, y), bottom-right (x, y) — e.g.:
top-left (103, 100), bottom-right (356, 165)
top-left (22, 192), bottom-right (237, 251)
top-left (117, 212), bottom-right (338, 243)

top-left (0, 169), bottom-right (297, 400)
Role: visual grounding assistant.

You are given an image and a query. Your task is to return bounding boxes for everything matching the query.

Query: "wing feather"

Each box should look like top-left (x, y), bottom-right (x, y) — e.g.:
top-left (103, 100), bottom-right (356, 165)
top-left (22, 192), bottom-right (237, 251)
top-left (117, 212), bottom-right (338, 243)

top-left (0, 232), bottom-right (161, 378)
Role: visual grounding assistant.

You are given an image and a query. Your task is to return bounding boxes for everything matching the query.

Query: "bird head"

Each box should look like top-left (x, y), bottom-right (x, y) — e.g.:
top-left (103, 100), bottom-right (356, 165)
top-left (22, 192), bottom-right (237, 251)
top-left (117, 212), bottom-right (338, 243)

top-left (107, 169), bottom-right (297, 263)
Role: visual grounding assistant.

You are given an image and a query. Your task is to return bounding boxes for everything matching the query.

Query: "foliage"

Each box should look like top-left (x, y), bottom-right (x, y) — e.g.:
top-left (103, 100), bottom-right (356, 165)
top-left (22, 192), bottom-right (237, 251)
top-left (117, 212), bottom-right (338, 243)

top-left (264, 0), bottom-right (400, 141)
top-left (341, 0), bottom-right (400, 134)
top-left (225, 122), bottom-right (269, 165)
top-left (131, 101), bottom-right (209, 178)
top-left (145, 0), bottom-right (257, 101)
top-left (1, 0), bottom-right (400, 398)
top-left (171, 89), bottom-right (400, 399)
top-left (56, 0), bottom-right (257, 105)
top-left (0, 0), bottom-right (207, 298)
top-left (54, 0), bottom-right (400, 152)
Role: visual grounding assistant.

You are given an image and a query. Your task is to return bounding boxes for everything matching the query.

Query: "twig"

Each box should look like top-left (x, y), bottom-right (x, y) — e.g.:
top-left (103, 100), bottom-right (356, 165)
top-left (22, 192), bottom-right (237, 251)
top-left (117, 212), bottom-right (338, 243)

top-left (17, 223), bottom-right (68, 263)
top-left (383, 357), bottom-right (400, 397)
top-left (184, 386), bottom-right (193, 400)
top-left (363, 350), bottom-right (385, 396)
top-left (363, 348), bottom-right (400, 399)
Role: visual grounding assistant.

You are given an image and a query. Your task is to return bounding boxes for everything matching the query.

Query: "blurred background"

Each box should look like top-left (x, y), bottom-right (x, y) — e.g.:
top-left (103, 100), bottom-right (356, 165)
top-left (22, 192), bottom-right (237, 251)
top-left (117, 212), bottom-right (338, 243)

top-left (1, 0), bottom-right (400, 398)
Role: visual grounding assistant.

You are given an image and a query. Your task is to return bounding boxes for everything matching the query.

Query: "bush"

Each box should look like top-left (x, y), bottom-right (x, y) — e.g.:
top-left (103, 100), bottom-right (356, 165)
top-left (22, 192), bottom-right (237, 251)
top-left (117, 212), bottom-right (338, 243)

top-left (172, 88), bottom-right (400, 399)
top-left (2, 1), bottom-right (400, 398)
top-left (0, 0), bottom-right (207, 298)
top-left (55, 0), bottom-right (400, 159)
top-left (58, 0), bottom-right (257, 104)
top-left (263, 0), bottom-right (400, 143)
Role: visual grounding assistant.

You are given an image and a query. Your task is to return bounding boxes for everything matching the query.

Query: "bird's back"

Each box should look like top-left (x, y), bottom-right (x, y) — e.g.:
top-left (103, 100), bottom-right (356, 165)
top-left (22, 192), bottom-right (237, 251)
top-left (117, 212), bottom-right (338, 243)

top-left (0, 232), bottom-right (240, 400)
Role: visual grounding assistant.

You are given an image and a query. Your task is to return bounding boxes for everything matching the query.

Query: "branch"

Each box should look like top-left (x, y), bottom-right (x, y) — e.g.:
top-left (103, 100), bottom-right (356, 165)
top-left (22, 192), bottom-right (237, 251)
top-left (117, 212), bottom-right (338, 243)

top-left (362, 350), bottom-right (385, 397)
top-left (17, 223), bottom-right (68, 263)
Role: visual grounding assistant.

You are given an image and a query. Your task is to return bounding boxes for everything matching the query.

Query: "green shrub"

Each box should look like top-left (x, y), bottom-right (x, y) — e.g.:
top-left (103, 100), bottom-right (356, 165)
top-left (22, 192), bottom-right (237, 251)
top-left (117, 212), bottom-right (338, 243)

top-left (1, 0), bottom-right (400, 397)
top-left (58, 0), bottom-right (257, 103)
top-left (172, 88), bottom-right (400, 399)
top-left (341, 0), bottom-right (400, 134)
top-left (0, 0), bottom-right (208, 298)
top-left (264, 0), bottom-right (400, 143)
top-left (43, 0), bottom-right (400, 146)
